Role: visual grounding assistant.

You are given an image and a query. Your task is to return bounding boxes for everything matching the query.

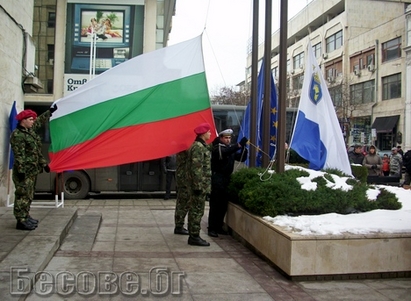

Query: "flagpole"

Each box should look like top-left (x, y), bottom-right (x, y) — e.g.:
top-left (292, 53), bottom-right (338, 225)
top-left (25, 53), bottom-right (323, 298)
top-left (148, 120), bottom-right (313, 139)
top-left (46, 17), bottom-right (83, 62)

top-left (249, 0), bottom-right (259, 167)
top-left (276, 0), bottom-right (288, 173)
top-left (261, 0), bottom-right (272, 168)
top-left (89, 28), bottom-right (93, 79)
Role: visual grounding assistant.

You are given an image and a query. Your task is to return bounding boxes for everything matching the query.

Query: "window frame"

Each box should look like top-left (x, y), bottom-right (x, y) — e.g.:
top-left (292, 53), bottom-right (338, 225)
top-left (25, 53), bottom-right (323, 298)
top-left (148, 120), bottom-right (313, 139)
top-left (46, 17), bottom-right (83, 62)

top-left (382, 37), bottom-right (401, 62)
top-left (382, 73), bottom-right (401, 100)
top-left (326, 30), bottom-right (343, 53)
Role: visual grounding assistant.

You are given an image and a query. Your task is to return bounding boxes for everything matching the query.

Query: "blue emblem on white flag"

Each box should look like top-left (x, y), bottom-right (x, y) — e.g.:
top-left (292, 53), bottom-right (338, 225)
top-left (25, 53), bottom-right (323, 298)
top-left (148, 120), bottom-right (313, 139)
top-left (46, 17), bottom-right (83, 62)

top-left (309, 72), bottom-right (322, 105)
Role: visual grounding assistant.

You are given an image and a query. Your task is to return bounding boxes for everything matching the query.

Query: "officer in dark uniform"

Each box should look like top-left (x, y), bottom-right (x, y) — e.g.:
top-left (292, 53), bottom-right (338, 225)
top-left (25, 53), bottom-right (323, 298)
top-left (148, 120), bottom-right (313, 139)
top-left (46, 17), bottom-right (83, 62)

top-left (208, 129), bottom-right (248, 237)
top-left (187, 123), bottom-right (212, 246)
top-left (10, 106), bottom-right (57, 230)
top-left (162, 154), bottom-right (176, 200)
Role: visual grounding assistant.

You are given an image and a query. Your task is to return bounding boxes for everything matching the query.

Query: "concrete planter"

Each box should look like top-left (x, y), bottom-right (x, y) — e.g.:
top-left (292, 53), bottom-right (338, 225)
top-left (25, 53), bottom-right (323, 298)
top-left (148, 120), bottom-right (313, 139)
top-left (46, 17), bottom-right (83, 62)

top-left (226, 202), bottom-right (411, 279)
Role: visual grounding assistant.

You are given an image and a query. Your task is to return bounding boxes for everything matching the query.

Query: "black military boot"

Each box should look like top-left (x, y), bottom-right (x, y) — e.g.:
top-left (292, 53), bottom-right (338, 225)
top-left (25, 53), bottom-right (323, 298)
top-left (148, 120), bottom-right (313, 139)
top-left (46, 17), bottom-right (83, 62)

top-left (188, 235), bottom-right (210, 246)
top-left (27, 216), bottom-right (38, 225)
top-left (16, 220), bottom-right (36, 231)
top-left (174, 227), bottom-right (189, 235)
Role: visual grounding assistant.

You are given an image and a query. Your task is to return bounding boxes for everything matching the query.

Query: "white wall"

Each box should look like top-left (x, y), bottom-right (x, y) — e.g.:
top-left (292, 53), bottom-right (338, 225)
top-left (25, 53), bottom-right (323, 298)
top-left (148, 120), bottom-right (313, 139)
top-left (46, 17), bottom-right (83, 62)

top-left (0, 0), bottom-right (35, 205)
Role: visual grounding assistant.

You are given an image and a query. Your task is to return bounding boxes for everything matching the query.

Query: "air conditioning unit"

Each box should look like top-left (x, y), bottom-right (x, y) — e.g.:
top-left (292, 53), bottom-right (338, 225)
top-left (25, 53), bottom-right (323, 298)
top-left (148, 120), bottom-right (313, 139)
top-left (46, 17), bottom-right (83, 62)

top-left (23, 76), bottom-right (43, 93)
top-left (327, 76), bottom-right (335, 83)
top-left (367, 64), bottom-right (375, 72)
top-left (322, 53), bottom-right (328, 59)
top-left (48, 59), bottom-right (54, 66)
top-left (354, 69), bottom-right (361, 76)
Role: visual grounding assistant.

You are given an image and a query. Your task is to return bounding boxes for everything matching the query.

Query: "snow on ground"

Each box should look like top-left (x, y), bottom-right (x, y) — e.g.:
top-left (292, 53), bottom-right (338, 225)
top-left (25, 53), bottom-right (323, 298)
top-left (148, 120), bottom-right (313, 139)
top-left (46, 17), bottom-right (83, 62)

top-left (262, 166), bottom-right (411, 235)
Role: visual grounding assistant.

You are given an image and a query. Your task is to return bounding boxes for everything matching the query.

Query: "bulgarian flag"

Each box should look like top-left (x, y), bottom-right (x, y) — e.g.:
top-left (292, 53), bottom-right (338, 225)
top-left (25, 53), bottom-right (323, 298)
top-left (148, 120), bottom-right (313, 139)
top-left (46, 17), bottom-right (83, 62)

top-left (49, 35), bottom-right (216, 172)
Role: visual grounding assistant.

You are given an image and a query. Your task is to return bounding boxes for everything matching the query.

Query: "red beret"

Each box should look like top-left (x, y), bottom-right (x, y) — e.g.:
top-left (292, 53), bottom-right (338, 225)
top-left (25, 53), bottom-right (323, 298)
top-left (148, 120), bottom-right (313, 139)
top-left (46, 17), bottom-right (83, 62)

top-left (194, 123), bottom-right (211, 135)
top-left (16, 109), bottom-right (37, 121)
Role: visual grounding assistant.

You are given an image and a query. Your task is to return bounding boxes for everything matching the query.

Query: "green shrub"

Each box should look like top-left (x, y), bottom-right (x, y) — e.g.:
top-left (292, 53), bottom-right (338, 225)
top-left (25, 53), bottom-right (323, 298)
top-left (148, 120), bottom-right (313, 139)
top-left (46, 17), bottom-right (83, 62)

top-left (351, 165), bottom-right (368, 183)
top-left (288, 148), bottom-right (309, 164)
top-left (229, 166), bottom-right (402, 217)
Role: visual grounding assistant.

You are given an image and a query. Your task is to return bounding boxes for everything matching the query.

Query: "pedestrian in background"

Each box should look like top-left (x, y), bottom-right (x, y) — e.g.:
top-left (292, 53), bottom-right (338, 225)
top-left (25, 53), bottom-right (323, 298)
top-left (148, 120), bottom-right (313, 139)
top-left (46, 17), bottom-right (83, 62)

top-left (10, 105), bottom-right (57, 230)
top-left (381, 154), bottom-right (390, 176)
top-left (208, 129), bottom-right (248, 237)
top-left (402, 150), bottom-right (411, 188)
top-left (362, 145), bottom-right (382, 176)
top-left (348, 145), bottom-right (364, 164)
top-left (162, 154), bottom-right (176, 200)
top-left (187, 123), bottom-right (212, 247)
top-left (389, 147), bottom-right (403, 177)
top-left (173, 149), bottom-right (190, 235)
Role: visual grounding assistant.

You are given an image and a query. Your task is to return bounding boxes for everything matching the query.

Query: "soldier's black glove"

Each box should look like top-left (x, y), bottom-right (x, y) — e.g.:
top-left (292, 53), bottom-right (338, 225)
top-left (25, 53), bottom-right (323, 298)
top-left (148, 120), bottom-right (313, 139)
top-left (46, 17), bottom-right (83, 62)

top-left (239, 137), bottom-right (248, 147)
top-left (193, 190), bottom-right (202, 196)
top-left (49, 104), bottom-right (58, 116)
top-left (44, 165), bottom-right (50, 173)
top-left (17, 173), bottom-right (25, 181)
top-left (206, 193), bottom-right (211, 202)
top-left (371, 165), bottom-right (377, 169)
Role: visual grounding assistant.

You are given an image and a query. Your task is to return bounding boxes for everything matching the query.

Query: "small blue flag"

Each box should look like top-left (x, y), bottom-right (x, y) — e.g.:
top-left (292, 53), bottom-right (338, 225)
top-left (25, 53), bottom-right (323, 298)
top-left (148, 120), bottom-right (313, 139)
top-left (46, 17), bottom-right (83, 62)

top-left (8, 101), bottom-right (18, 169)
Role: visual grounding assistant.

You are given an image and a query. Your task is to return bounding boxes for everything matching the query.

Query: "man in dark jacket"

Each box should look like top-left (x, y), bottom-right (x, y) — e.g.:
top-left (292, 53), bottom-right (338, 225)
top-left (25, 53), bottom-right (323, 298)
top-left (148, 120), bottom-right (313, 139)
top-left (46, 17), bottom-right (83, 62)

top-left (348, 145), bottom-right (364, 164)
top-left (162, 154), bottom-right (176, 200)
top-left (208, 129), bottom-right (248, 238)
top-left (402, 150), bottom-right (411, 186)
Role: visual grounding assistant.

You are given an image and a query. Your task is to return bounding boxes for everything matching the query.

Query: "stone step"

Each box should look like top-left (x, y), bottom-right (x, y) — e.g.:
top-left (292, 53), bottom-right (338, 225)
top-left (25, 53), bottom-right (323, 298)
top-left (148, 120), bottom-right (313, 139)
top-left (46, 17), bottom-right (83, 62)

top-left (0, 207), bottom-right (78, 301)
top-left (58, 212), bottom-right (102, 252)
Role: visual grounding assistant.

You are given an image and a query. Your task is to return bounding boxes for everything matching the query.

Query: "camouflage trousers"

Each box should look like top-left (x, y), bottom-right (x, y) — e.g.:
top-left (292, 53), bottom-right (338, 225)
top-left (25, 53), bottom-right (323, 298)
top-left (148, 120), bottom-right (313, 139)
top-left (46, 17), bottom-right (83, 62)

top-left (13, 175), bottom-right (36, 221)
top-left (187, 192), bottom-right (206, 236)
top-left (174, 185), bottom-right (190, 228)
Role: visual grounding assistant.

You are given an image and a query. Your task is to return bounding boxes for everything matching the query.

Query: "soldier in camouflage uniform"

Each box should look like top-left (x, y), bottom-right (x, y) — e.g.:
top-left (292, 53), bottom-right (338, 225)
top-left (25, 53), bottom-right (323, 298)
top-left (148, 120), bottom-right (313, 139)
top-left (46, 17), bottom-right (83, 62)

top-left (10, 106), bottom-right (56, 230)
top-left (173, 149), bottom-right (190, 235)
top-left (187, 123), bottom-right (212, 246)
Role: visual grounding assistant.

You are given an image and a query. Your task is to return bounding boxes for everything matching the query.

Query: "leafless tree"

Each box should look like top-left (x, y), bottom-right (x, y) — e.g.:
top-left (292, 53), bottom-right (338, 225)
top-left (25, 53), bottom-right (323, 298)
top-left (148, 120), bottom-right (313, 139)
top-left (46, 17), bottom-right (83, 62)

top-left (210, 87), bottom-right (250, 106)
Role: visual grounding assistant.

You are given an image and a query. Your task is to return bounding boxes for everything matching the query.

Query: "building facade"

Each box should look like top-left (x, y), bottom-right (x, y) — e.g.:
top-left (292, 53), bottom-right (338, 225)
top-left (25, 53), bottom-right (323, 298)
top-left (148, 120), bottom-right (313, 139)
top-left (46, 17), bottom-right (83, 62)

top-left (0, 0), bottom-right (175, 205)
top-left (245, 0), bottom-right (411, 152)
top-left (0, 0), bottom-right (36, 203)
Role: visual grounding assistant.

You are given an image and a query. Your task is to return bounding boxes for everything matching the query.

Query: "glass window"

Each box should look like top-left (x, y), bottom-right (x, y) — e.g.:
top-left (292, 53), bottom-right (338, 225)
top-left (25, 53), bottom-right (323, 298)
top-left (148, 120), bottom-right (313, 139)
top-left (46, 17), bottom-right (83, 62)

top-left (350, 80), bottom-right (375, 104)
top-left (292, 74), bottom-right (304, 90)
top-left (312, 42), bottom-right (321, 59)
top-left (382, 37), bottom-right (401, 62)
top-left (382, 73), bottom-right (401, 100)
top-left (48, 12), bottom-right (56, 28)
top-left (47, 44), bottom-right (54, 61)
top-left (407, 16), bottom-right (411, 47)
top-left (272, 67), bottom-right (278, 78)
top-left (326, 30), bottom-right (343, 53)
top-left (293, 52), bottom-right (304, 69)
top-left (366, 54), bottom-right (375, 66)
top-left (47, 79), bottom-right (54, 94)
top-left (329, 86), bottom-right (342, 107)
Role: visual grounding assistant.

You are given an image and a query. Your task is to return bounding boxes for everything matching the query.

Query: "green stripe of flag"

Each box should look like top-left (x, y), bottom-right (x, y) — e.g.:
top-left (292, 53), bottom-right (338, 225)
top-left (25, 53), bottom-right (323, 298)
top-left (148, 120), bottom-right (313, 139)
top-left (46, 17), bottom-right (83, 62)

top-left (49, 72), bottom-right (209, 153)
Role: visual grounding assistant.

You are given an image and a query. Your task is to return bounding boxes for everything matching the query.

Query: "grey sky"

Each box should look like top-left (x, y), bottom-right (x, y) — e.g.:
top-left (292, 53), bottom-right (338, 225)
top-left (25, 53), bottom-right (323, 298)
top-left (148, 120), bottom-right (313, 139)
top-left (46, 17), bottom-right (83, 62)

top-left (169, 0), bottom-right (313, 94)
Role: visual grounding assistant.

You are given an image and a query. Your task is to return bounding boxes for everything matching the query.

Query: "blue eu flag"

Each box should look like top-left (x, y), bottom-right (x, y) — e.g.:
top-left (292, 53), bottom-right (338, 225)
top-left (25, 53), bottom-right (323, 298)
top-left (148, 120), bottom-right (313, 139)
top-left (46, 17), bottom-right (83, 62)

top-left (238, 61), bottom-right (278, 166)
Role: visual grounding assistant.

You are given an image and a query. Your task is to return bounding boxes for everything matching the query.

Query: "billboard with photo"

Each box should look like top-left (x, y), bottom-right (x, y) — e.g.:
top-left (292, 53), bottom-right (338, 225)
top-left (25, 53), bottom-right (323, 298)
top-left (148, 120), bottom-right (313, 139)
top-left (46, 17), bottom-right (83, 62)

top-left (65, 3), bottom-right (141, 74)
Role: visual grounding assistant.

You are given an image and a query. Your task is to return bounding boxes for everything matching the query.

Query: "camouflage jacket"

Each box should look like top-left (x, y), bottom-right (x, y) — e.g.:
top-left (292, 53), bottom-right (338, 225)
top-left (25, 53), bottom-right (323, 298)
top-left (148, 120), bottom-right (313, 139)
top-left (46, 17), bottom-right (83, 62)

top-left (10, 110), bottom-right (50, 177)
top-left (188, 138), bottom-right (211, 194)
top-left (176, 150), bottom-right (189, 188)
